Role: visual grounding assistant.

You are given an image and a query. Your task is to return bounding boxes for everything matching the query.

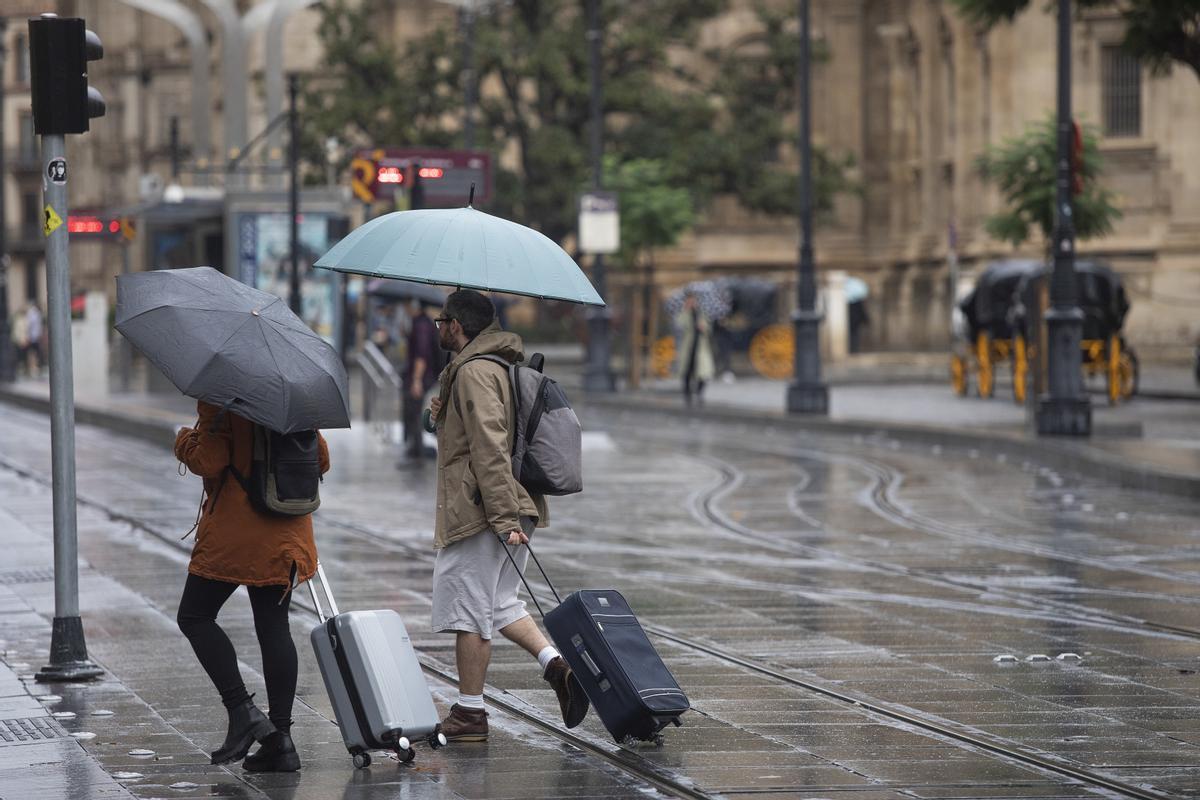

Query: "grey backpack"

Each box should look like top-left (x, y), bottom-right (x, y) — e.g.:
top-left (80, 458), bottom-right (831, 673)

top-left (467, 354), bottom-right (583, 496)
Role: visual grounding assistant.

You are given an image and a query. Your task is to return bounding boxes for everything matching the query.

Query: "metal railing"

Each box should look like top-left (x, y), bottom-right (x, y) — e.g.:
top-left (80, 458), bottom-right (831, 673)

top-left (355, 340), bottom-right (401, 442)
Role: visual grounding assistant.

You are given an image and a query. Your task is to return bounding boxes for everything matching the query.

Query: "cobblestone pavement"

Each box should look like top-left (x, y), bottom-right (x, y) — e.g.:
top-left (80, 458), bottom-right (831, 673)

top-left (1, 400), bottom-right (1199, 799)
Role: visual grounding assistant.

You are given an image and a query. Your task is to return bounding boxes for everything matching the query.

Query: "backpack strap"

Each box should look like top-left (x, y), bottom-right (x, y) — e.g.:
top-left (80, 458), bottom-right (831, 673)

top-left (456, 354), bottom-right (521, 449)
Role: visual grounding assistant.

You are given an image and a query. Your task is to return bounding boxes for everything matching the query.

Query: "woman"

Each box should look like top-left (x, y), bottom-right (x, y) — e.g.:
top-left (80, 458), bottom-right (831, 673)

top-left (676, 292), bottom-right (715, 407)
top-left (174, 401), bottom-right (330, 772)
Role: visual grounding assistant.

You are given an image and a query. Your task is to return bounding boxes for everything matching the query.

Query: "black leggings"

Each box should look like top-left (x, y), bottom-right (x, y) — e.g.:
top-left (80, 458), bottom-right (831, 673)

top-left (176, 574), bottom-right (296, 733)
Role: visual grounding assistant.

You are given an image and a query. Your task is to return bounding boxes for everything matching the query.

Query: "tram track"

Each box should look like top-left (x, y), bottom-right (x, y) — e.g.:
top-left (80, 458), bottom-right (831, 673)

top-left (5, 399), bottom-right (1200, 798)
top-left (0, 445), bottom-right (1185, 800)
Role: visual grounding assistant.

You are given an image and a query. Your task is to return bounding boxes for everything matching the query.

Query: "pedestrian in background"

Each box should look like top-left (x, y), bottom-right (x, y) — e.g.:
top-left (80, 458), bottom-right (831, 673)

top-left (23, 303), bottom-right (43, 375)
top-left (400, 298), bottom-right (441, 466)
top-left (10, 310), bottom-right (28, 376)
top-left (174, 401), bottom-right (330, 772)
top-left (676, 291), bottom-right (715, 407)
top-left (426, 289), bottom-right (588, 741)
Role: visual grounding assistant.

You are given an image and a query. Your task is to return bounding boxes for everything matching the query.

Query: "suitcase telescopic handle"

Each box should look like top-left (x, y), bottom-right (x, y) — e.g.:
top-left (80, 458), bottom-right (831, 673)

top-left (496, 536), bottom-right (562, 619)
top-left (306, 561), bottom-right (340, 622)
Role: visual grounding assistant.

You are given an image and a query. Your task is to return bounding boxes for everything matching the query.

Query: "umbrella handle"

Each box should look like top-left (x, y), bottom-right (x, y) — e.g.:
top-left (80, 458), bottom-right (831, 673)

top-left (421, 407), bottom-right (437, 434)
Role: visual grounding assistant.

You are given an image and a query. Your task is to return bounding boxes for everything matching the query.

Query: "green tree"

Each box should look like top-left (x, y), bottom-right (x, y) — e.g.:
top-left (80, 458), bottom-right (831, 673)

top-left (975, 115), bottom-right (1120, 249)
top-left (605, 157), bottom-right (694, 267)
top-left (950, 0), bottom-right (1200, 81)
top-left (305, 0), bottom-right (854, 244)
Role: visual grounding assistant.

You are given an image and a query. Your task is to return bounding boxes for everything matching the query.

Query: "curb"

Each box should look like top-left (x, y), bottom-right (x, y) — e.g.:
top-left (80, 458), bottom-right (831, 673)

top-left (3, 383), bottom-right (1197, 500)
top-left (579, 393), bottom-right (1200, 501)
top-left (0, 385), bottom-right (182, 450)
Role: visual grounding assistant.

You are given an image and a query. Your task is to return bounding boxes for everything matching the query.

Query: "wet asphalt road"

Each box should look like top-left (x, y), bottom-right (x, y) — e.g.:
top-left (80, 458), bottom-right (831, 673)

top-left (0, 401), bottom-right (1198, 799)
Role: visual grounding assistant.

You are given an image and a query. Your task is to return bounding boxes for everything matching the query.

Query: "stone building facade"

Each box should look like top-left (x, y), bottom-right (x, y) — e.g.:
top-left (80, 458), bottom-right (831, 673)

top-left (2, 0), bottom-right (1197, 360)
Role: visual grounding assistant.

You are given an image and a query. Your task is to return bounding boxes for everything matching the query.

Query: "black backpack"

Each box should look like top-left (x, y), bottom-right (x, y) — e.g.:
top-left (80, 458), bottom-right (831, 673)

top-left (227, 426), bottom-right (322, 517)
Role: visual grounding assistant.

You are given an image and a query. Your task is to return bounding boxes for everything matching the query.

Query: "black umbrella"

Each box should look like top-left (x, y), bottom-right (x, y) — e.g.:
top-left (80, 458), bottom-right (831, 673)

top-left (365, 278), bottom-right (447, 306)
top-left (115, 267), bottom-right (350, 433)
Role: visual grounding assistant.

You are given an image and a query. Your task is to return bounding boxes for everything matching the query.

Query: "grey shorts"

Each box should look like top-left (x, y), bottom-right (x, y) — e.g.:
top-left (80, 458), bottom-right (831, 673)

top-left (431, 519), bottom-right (534, 639)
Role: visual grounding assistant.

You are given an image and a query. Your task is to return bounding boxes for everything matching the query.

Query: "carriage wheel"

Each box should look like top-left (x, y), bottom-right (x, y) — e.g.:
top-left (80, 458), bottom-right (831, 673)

top-left (749, 324), bottom-right (795, 380)
top-left (1011, 336), bottom-right (1028, 404)
top-left (1107, 336), bottom-right (1122, 405)
top-left (950, 354), bottom-right (969, 396)
top-left (651, 336), bottom-right (676, 379)
top-left (975, 333), bottom-right (994, 399)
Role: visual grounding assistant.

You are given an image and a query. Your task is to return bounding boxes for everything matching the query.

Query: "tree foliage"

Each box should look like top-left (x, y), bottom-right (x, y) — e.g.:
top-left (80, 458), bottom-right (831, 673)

top-left (975, 116), bottom-right (1120, 248)
top-left (949, 0), bottom-right (1200, 82)
top-left (304, 0), bottom-right (854, 249)
top-left (604, 157), bottom-right (694, 267)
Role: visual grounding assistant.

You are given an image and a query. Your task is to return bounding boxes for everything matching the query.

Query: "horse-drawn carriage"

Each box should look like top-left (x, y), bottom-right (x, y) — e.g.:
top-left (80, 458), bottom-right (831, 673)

top-left (951, 259), bottom-right (1138, 404)
top-left (951, 259), bottom-right (1040, 399)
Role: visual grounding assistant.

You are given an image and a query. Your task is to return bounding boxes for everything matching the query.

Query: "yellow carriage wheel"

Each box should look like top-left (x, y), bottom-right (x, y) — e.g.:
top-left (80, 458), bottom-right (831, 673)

top-left (975, 333), bottom-right (994, 399)
top-left (1118, 351), bottom-right (1137, 400)
top-left (651, 336), bottom-right (676, 379)
top-left (749, 324), bottom-right (795, 380)
top-left (1011, 335), bottom-right (1028, 404)
top-left (950, 354), bottom-right (969, 396)
top-left (1107, 336), bottom-right (1122, 405)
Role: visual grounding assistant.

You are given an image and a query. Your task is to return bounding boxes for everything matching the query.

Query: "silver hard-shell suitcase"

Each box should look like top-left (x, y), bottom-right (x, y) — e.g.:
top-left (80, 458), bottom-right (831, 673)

top-left (307, 564), bottom-right (446, 768)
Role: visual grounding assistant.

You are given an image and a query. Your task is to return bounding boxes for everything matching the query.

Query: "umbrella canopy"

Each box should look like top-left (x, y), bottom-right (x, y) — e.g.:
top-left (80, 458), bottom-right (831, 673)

top-left (844, 276), bottom-right (869, 304)
top-left (664, 280), bottom-right (733, 320)
top-left (365, 278), bottom-right (447, 306)
top-left (115, 267), bottom-right (350, 433)
top-left (314, 207), bottom-right (605, 306)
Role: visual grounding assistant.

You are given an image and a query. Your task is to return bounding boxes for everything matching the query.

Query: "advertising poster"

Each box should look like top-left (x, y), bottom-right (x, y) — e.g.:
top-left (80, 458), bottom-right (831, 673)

top-left (237, 213), bottom-right (346, 349)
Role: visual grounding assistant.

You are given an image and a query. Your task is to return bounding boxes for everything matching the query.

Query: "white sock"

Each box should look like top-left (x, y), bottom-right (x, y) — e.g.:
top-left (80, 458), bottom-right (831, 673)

top-left (457, 692), bottom-right (484, 710)
top-left (537, 646), bottom-right (560, 673)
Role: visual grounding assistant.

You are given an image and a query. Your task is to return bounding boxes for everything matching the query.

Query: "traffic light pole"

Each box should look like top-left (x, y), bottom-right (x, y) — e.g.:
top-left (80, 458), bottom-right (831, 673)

top-left (1035, 0), bottom-right (1091, 436)
top-left (37, 133), bottom-right (102, 683)
top-left (786, 0), bottom-right (828, 415)
top-left (288, 74), bottom-right (301, 316)
top-left (582, 0), bottom-right (615, 393)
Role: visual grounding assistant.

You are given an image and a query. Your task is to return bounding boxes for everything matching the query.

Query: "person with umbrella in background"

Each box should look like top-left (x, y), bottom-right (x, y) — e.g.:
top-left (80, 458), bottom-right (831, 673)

top-left (676, 290), bottom-right (716, 407)
top-left (116, 267), bottom-right (351, 772)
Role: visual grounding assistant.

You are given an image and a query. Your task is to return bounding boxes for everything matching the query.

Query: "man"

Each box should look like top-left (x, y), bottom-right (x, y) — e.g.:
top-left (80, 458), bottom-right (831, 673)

top-left (427, 289), bottom-right (588, 741)
top-left (400, 299), bottom-right (440, 464)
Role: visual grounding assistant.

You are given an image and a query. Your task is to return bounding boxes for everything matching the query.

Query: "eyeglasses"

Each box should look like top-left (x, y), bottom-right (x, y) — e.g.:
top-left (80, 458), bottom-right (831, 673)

top-left (434, 316), bottom-right (454, 328)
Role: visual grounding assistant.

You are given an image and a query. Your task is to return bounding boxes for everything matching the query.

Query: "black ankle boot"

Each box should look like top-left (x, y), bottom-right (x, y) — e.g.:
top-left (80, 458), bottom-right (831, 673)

top-left (210, 697), bottom-right (276, 765)
top-left (243, 731), bottom-right (301, 772)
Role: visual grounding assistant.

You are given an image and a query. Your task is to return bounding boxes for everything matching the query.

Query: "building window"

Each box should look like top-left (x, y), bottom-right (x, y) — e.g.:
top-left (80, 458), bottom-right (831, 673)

top-left (18, 112), bottom-right (36, 159)
top-left (14, 33), bottom-right (30, 84)
top-left (1101, 44), bottom-right (1140, 137)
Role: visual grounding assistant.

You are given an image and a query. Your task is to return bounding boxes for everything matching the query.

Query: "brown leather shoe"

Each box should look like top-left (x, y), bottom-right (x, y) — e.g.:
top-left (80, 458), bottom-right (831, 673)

top-left (543, 656), bottom-right (589, 729)
top-left (440, 703), bottom-right (488, 742)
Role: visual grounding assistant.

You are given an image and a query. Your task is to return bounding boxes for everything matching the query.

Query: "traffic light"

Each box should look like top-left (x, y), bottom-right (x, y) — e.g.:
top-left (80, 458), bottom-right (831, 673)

top-left (29, 14), bottom-right (105, 135)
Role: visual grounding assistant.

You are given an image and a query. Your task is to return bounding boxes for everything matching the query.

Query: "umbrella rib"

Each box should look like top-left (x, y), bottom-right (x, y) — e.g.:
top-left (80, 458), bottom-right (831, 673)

top-left (181, 313), bottom-right (262, 396)
top-left (256, 322), bottom-right (291, 427)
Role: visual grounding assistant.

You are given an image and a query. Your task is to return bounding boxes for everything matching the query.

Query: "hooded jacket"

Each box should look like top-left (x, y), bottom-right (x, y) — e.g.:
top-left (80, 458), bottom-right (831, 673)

top-left (433, 321), bottom-right (547, 549)
top-left (174, 401), bottom-right (330, 587)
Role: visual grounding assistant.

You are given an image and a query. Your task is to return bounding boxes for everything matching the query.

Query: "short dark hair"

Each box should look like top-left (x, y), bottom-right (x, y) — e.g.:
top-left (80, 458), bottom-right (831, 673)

top-left (444, 289), bottom-right (496, 340)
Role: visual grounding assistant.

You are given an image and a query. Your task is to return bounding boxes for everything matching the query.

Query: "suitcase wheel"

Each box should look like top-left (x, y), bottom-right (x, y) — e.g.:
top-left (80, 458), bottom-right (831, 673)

top-left (394, 745), bottom-right (416, 764)
top-left (352, 751), bottom-right (371, 769)
top-left (428, 730), bottom-right (448, 749)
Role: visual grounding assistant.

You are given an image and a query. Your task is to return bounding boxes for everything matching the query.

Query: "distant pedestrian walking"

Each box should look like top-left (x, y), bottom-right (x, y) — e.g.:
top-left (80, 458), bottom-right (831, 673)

top-left (400, 299), bottom-right (442, 464)
top-left (23, 303), bottom-right (43, 375)
top-left (676, 292), bottom-right (715, 407)
top-left (426, 289), bottom-right (589, 741)
top-left (174, 401), bottom-right (330, 772)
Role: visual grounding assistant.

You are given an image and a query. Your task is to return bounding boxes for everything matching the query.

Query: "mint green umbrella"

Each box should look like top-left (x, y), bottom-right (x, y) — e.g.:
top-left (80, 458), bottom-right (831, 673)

top-left (314, 207), bottom-right (605, 307)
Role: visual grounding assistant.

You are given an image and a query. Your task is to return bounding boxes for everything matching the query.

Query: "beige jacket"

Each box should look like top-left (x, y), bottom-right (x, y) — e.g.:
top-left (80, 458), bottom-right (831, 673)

top-left (432, 321), bottom-right (547, 549)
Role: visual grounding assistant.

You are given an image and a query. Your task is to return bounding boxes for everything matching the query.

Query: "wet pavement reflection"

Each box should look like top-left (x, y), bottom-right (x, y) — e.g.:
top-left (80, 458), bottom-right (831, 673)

top-left (1, 402), bottom-right (1198, 798)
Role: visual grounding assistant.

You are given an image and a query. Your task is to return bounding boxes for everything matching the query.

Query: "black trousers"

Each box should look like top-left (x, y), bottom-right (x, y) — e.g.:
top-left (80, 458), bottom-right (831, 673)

top-left (176, 574), bottom-right (296, 733)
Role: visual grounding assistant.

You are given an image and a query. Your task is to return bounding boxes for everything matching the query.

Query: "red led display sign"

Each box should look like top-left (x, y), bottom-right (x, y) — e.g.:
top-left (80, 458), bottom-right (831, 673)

top-left (350, 148), bottom-right (491, 206)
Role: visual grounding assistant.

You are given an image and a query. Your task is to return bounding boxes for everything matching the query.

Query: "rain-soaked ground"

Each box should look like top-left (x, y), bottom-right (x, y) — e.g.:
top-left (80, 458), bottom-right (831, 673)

top-left (0, 400), bottom-right (1198, 799)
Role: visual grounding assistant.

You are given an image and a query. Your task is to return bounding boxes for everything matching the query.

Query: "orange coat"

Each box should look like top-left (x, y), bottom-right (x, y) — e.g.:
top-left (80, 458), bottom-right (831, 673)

top-left (174, 401), bottom-right (330, 588)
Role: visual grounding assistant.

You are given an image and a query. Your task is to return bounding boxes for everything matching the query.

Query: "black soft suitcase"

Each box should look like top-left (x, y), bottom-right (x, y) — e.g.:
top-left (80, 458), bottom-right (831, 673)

top-left (500, 538), bottom-right (689, 744)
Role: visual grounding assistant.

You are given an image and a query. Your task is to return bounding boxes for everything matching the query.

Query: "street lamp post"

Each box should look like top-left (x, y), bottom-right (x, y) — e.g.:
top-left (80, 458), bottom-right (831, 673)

top-left (582, 0), bottom-right (615, 393)
top-left (786, 0), bottom-right (828, 415)
top-left (0, 19), bottom-right (15, 384)
top-left (461, 3), bottom-right (476, 150)
top-left (1035, 0), bottom-right (1090, 435)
